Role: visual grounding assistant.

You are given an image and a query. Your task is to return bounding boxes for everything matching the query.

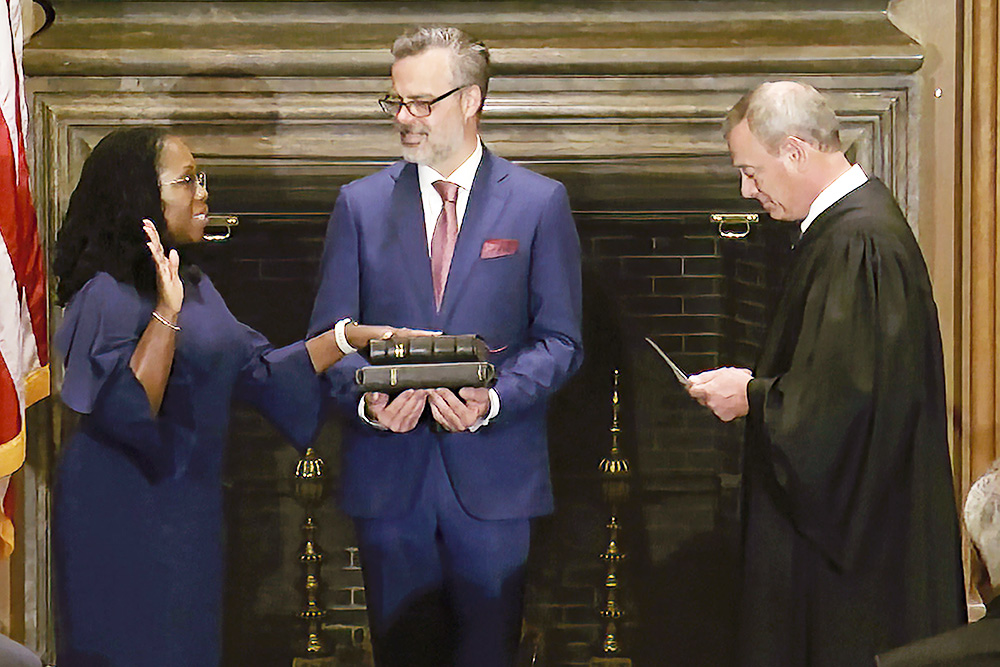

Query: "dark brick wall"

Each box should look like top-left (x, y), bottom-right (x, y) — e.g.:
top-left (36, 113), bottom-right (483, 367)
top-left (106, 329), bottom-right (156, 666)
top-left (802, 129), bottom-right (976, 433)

top-left (537, 213), bottom-right (797, 666)
top-left (199, 206), bottom-right (797, 666)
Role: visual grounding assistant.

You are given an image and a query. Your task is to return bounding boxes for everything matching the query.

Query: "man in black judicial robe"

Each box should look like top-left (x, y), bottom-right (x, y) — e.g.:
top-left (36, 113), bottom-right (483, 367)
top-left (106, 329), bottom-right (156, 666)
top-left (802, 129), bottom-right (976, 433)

top-left (877, 461), bottom-right (1000, 666)
top-left (688, 81), bottom-right (966, 666)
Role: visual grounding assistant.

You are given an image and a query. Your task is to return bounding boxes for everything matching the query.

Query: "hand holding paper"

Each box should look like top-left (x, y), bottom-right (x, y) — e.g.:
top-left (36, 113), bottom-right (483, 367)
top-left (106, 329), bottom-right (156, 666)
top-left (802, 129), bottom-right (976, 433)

top-left (687, 367), bottom-right (753, 422)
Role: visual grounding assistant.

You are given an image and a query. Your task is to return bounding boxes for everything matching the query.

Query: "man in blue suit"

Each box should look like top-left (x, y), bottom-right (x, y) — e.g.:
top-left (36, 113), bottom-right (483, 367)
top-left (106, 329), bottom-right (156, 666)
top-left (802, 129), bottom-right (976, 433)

top-left (309, 26), bottom-right (583, 667)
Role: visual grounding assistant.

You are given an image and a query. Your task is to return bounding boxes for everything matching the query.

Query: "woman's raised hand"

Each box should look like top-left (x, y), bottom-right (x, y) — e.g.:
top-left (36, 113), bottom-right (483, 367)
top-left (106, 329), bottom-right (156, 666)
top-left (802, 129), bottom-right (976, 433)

top-left (143, 219), bottom-right (183, 317)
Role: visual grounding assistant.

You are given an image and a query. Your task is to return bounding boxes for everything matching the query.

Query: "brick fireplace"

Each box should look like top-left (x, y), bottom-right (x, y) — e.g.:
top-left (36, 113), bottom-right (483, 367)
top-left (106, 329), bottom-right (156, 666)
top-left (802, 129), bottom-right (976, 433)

top-left (186, 200), bottom-right (798, 665)
top-left (23, 2), bottom-right (919, 664)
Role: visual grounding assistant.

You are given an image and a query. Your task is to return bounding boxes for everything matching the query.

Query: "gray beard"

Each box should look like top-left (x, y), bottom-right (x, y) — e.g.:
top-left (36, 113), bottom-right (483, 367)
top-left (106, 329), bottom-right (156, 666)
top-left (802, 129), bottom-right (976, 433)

top-left (400, 145), bottom-right (428, 165)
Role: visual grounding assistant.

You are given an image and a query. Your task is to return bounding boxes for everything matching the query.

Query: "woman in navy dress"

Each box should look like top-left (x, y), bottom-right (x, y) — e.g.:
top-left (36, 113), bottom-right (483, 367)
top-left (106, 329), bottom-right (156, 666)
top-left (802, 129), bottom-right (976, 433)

top-left (51, 127), bottom-right (410, 667)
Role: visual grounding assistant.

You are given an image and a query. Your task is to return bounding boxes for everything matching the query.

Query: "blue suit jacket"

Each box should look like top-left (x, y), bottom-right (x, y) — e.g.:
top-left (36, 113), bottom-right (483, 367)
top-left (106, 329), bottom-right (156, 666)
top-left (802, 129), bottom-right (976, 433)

top-left (309, 149), bottom-right (584, 520)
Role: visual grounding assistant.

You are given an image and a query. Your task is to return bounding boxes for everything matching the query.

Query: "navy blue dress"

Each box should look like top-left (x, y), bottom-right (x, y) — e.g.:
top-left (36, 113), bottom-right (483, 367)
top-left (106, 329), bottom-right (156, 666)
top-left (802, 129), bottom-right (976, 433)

top-left (53, 271), bottom-right (322, 667)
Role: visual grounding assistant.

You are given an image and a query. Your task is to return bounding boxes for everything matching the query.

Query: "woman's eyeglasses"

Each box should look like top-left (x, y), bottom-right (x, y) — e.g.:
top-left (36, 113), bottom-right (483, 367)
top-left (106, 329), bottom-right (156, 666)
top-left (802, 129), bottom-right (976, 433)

top-left (160, 172), bottom-right (207, 194)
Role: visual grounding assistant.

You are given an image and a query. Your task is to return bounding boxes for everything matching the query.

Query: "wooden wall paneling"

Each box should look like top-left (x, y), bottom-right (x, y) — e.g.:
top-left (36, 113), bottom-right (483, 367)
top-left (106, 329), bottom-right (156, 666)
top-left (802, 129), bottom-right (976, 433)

top-left (967, 0), bottom-right (999, 493)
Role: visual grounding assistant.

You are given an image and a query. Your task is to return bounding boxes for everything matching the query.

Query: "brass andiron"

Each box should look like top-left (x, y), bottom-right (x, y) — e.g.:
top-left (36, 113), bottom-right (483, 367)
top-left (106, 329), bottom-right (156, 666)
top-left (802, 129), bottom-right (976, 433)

top-left (590, 370), bottom-right (633, 667)
top-left (292, 448), bottom-right (335, 667)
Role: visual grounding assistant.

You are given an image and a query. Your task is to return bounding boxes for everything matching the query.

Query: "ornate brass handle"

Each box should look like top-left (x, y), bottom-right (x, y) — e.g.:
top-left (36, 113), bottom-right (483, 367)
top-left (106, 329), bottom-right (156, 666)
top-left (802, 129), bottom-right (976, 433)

top-left (202, 215), bottom-right (239, 242)
top-left (711, 213), bottom-right (758, 239)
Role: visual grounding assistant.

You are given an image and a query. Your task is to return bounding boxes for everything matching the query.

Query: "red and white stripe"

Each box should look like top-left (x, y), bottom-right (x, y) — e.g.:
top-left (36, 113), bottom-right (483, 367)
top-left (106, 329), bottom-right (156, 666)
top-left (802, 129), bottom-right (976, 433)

top-left (0, 0), bottom-right (48, 559)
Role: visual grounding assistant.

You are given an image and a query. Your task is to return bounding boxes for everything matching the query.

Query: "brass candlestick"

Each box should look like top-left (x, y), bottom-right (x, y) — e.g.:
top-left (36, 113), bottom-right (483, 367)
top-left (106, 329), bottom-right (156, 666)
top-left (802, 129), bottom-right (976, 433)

top-left (591, 370), bottom-right (633, 667)
top-left (292, 448), bottom-right (335, 666)
top-left (599, 369), bottom-right (630, 501)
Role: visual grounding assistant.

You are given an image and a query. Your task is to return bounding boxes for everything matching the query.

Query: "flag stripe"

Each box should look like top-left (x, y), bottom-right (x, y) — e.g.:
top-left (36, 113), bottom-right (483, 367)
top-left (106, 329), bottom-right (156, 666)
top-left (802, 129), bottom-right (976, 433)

top-left (0, 350), bottom-right (18, 444)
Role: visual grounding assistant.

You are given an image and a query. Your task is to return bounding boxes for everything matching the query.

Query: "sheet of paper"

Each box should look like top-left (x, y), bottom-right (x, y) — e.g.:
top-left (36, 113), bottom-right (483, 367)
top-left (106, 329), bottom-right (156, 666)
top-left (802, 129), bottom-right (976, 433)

top-left (644, 337), bottom-right (692, 387)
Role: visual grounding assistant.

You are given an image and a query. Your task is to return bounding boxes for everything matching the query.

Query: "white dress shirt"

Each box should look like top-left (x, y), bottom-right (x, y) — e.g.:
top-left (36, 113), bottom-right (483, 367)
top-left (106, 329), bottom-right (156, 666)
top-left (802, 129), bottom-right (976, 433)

top-left (417, 140), bottom-right (483, 248)
top-left (800, 163), bottom-right (868, 235)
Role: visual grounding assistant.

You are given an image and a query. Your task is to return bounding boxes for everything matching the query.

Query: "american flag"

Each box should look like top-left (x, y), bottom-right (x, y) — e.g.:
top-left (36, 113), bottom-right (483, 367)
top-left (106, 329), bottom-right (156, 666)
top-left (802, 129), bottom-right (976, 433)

top-left (0, 0), bottom-right (48, 559)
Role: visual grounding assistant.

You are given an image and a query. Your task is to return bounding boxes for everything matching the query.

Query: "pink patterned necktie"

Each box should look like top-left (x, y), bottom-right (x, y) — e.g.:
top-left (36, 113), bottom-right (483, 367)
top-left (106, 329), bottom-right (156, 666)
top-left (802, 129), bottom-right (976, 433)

top-left (431, 180), bottom-right (459, 310)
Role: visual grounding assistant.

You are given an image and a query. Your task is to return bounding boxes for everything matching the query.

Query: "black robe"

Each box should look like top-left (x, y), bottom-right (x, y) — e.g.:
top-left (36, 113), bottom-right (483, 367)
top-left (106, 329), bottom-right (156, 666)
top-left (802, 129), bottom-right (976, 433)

top-left (740, 178), bottom-right (966, 666)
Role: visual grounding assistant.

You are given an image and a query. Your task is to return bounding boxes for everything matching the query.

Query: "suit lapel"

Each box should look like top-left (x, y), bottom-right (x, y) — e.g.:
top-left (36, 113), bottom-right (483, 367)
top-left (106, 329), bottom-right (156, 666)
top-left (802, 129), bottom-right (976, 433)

top-left (440, 150), bottom-right (510, 319)
top-left (388, 163), bottom-right (436, 315)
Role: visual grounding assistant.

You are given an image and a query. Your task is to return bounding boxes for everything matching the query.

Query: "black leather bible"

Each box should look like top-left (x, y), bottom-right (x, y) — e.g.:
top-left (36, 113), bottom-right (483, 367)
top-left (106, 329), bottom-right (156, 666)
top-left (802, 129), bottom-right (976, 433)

top-left (355, 361), bottom-right (496, 393)
top-left (366, 335), bottom-right (489, 365)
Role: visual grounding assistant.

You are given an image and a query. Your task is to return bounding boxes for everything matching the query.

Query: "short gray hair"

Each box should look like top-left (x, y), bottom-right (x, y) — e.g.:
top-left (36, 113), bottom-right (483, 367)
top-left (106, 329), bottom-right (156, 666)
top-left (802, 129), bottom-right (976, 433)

top-left (966, 460), bottom-right (1000, 582)
top-left (392, 26), bottom-right (490, 100)
top-left (723, 81), bottom-right (841, 154)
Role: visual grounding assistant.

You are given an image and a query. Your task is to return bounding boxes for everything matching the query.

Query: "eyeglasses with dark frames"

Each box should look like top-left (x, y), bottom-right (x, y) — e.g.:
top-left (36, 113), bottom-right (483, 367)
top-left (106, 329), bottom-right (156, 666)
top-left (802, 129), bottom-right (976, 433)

top-left (378, 85), bottom-right (469, 118)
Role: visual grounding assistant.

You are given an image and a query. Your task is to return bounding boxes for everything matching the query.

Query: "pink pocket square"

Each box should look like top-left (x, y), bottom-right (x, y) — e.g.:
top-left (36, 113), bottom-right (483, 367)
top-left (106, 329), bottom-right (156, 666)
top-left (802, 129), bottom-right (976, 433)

top-left (481, 238), bottom-right (518, 259)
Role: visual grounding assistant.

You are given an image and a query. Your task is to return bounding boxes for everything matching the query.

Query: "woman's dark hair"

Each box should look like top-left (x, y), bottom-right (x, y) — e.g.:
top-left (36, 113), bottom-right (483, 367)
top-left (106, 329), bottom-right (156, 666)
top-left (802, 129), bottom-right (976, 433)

top-left (53, 126), bottom-right (169, 305)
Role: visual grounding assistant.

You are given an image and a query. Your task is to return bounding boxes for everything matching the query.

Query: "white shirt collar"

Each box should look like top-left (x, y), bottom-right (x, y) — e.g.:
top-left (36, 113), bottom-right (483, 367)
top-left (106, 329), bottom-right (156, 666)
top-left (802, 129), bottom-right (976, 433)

top-left (417, 140), bottom-right (483, 194)
top-left (416, 140), bottom-right (484, 247)
top-left (799, 163), bottom-right (868, 235)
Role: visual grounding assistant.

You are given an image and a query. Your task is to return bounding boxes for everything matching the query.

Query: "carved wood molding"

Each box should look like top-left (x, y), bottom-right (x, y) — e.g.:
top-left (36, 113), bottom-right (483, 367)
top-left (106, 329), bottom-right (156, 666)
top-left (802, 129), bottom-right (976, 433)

top-left (25, 1), bottom-right (919, 218)
top-left (26, 2), bottom-right (921, 77)
top-left (28, 82), bottom-right (910, 217)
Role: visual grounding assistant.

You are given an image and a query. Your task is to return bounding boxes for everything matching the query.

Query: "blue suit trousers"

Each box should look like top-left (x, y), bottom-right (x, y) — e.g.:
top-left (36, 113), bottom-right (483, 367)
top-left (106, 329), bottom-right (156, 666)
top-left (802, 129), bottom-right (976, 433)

top-left (355, 445), bottom-right (530, 667)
